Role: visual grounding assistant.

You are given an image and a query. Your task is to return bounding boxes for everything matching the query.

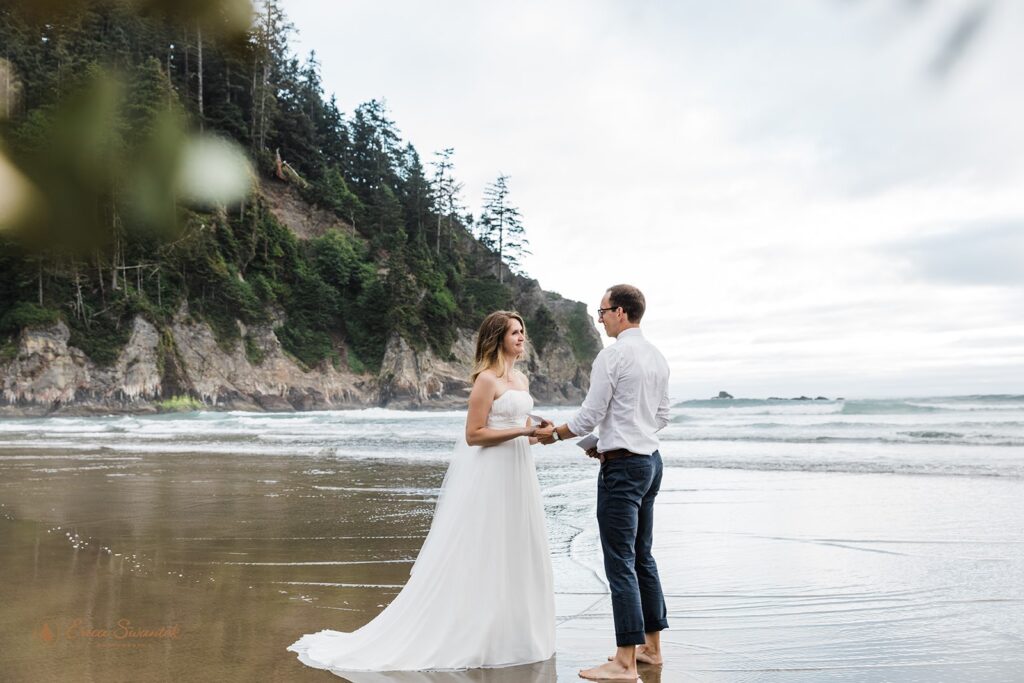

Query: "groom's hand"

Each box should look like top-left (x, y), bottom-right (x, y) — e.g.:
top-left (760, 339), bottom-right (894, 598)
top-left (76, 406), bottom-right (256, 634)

top-left (534, 426), bottom-right (554, 442)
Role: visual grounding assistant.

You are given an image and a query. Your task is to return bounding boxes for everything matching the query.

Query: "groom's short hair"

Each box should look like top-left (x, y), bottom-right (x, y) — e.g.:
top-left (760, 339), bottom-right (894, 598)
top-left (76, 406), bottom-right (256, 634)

top-left (607, 284), bottom-right (646, 323)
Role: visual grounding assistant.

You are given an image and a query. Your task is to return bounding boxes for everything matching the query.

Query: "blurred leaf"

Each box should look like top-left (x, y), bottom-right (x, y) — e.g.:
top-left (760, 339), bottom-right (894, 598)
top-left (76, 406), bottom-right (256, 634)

top-left (176, 134), bottom-right (254, 208)
top-left (0, 58), bottom-right (23, 120)
top-left (5, 0), bottom-right (254, 38)
top-left (0, 148), bottom-right (40, 232)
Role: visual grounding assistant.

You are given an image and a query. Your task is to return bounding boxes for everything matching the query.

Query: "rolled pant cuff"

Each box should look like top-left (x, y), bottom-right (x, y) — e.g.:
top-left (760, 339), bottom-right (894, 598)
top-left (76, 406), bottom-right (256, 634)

top-left (615, 630), bottom-right (647, 647)
top-left (645, 620), bottom-right (669, 633)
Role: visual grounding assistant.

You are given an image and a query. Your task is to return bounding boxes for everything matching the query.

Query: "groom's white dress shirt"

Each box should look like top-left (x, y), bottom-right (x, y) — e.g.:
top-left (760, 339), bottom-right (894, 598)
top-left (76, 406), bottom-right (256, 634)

top-left (566, 327), bottom-right (671, 455)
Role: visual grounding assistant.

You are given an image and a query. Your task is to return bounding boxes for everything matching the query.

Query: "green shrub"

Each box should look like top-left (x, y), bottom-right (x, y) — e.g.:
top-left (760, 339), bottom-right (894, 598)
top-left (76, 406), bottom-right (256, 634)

top-left (244, 334), bottom-right (265, 365)
top-left (0, 303), bottom-right (60, 331)
top-left (346, 351), bottom-right (366, 374)
top-left (157, 395), bottom-right (203, 412)
top-left (526, 305), bottom-right (558, 356)
top-left (565, 303), bottom-right (601, 364)
top-left (0, 335), bottom-right (18, 363)
top-left (461, 277), bottom-right (511, 324)
top-left (275, 324), bottom-right (333, 370)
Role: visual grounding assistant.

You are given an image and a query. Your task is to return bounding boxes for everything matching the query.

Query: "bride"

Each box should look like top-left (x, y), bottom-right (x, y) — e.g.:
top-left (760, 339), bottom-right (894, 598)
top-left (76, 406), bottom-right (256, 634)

top-left (288, 311), bottom-right (557, 673)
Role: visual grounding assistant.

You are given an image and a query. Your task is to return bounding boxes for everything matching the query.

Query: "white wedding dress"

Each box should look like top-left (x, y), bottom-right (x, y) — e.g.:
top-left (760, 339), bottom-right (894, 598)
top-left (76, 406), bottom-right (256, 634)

top-left (288, 390), bottom-right (556, 673)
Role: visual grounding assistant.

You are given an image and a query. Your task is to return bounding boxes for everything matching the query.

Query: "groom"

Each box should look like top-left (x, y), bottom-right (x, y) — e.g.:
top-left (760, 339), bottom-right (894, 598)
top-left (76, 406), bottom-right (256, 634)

top-left (541, 284), bottom-right (671, 681)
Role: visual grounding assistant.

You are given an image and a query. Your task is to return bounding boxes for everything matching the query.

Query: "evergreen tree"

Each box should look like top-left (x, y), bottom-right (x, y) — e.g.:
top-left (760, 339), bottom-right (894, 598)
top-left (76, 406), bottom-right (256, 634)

top-left (430, 148), bottom-right (466, 257)
top-left (398, 143), bottom-right (434, 251)
top-left (347, 99), bottom-right (400, 201)
top-left (249, 0), bottom-right (292, 158)
top-left (271, 53), bottom-right (319, 176)
top-left (319, 94), bottom-right (348, 169)
top-left (0, 0), bottom-right (583, 376)
top-left (478, 174), bottom-right (529, 283)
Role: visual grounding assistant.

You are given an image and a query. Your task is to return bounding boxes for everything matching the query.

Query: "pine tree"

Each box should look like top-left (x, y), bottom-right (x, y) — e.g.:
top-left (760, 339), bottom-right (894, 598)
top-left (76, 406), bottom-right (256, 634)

top-left (249, 0), bottom-right (292, 156)
top-left (348, 99), bottom-right (400, 200)
top-left (478, 174), bottom-right (529, 283)
top-left (430, 148), bottom-right (464, 257)
top-left (0, 0), bottom-right (573, 370)
top-left (398, 144), bottom-right (434, 250)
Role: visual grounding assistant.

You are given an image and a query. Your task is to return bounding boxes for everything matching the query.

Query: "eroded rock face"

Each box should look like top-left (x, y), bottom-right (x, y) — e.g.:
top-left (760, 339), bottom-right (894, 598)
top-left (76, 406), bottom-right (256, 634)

top-left (166, 304), bottom-right (369, 410)
top-left (0, 297), bottom-right (598, 414)
top-left (376, 317), bottom-right (594, 408)
top-left (0, 309), bottom-right (372, 414)
top-left (1, 321), bottom-right (91, 406)
top-left (522, 337), bottom-right (589, 404)
top-left (377, 332), bottom-right (475, 408)
top-left (0, 317), bottom-right (163, 412)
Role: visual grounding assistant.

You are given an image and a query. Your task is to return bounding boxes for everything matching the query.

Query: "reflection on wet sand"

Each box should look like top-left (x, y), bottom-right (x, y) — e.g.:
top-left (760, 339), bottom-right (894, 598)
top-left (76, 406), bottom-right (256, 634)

top-left (331, 658), bottom-right (664, 683)
top-left (0, 449), bottom-right (448, 682)
top-left (332, 657), bottom-right (556, 683)
top-left (3, 438), bottom-right (1024, 682)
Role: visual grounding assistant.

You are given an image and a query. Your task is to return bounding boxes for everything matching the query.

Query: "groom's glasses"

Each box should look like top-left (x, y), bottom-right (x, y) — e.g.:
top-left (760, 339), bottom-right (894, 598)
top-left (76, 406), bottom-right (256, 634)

top-left (596, 306), bottom-right (621, 319)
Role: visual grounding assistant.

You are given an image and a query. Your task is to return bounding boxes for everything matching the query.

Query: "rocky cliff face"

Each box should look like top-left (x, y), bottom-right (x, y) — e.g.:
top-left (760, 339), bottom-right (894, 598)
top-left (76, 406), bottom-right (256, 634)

top-left (0, 180), bottom-right (601, 415)
top-left (377, 316), bottom-right (592, 410)
top-left (0, 298), bottom-right (599, 415)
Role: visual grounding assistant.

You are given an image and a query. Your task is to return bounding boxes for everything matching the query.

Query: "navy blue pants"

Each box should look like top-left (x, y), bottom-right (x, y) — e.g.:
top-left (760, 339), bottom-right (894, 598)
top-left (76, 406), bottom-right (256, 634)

top-left (597, 450), bottom-right (669, 646)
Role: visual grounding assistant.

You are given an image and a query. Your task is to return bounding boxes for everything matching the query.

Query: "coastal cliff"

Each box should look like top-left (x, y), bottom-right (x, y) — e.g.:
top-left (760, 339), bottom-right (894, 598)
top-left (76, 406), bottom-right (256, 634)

top-left (0, 311), bottom-right (597, 416)
top-left (0, 269), bottom-right (600, 416)
top-left (0, 2), bottom-right (603, 415)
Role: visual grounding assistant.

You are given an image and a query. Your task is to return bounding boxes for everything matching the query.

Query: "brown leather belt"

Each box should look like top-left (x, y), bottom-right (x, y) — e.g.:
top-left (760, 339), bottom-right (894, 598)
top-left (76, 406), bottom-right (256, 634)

top-left (596, 448), bottom-right (645, 464)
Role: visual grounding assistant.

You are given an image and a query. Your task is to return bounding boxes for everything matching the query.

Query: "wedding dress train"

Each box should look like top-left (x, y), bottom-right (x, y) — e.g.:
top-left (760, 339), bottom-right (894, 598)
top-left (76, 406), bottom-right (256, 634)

top-left (288, 390), bottom-right (555, 673)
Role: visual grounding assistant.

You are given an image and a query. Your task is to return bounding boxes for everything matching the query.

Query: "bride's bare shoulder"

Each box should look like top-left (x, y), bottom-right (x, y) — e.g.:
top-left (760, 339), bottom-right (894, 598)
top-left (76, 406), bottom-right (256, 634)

top-left (471, 371), bottom-right (499, 395)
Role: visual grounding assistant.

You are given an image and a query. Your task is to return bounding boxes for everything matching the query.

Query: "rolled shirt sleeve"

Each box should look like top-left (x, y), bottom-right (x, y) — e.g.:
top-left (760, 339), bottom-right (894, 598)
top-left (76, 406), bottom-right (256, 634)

top-left (566, 348), bottom-right (618, 436)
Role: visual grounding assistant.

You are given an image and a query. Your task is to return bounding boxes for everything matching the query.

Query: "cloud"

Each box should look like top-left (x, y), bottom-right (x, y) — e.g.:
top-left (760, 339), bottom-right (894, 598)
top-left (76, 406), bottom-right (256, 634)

top-left (284, 0), bottom-right (1024, 397)
top-left (894, 221), bottom-right (1024, 286)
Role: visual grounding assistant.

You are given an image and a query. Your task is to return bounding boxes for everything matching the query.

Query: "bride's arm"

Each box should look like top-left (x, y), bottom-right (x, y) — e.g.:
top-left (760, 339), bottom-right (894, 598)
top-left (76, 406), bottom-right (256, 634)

top-left (465, 373), bottom-right (537, 447)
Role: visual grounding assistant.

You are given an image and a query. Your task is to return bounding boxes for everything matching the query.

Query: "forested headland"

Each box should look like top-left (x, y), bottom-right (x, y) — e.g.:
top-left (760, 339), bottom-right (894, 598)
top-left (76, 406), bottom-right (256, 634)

top-left (0, 0), bottom-right (601, 413)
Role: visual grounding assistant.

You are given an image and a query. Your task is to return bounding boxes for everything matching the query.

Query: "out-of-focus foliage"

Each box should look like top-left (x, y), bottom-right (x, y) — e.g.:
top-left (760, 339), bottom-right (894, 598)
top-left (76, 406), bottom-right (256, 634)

top-left (3, 0), bottom-right (253, 39)
top-left (0, 0), bottom-right (551, 378)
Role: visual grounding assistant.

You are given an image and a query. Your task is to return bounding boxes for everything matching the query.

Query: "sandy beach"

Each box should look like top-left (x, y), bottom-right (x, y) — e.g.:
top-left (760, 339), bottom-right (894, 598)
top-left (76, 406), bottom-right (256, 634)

top-left (2, 424), bottom-right (1023, 682)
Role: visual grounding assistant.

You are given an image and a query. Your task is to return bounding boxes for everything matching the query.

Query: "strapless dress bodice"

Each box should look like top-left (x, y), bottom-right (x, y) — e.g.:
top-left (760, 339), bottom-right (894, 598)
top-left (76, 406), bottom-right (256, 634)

top-left (486, 390), bottom-right (534, 429)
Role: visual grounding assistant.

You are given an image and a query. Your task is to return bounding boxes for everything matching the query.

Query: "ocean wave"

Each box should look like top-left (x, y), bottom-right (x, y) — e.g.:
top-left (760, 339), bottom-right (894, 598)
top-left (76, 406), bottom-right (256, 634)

top-left (674, 403), bottom-right (844, 417)
top-left (840, 400), bottom-right (943, 415)
top-left (670, 395), bottom-right (1024, 417)
top-left (658, 433), bottom-right (1024, 447)
top-left (897, 430), bottom-right (964, 440)
top-left (657, 455), bottom-right (1023, 478)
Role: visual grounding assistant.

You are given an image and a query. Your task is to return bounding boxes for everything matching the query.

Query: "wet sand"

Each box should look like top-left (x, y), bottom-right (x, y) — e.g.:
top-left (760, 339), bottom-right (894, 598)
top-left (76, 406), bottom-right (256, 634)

top-left (2, 445), bottom-right (1023, 682)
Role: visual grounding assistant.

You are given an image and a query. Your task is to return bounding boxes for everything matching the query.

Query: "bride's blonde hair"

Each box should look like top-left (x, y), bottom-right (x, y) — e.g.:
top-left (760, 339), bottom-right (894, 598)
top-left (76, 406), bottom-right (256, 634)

top-left (471, 311), bottom-right (527, 382)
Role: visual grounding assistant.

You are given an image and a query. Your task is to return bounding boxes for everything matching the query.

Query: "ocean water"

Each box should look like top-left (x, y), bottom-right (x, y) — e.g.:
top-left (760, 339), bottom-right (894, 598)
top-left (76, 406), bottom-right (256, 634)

top-left (2, 394), bottom-right (1022, 476)
top-left (2, 395), bottom-right (1023, 681)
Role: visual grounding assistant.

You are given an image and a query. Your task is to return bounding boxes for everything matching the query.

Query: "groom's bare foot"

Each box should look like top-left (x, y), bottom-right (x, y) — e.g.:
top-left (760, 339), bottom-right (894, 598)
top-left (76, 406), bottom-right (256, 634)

top-left (579, 660), bottom-right (639, 681)
top-left (607, 644), bottom-right (662, 666)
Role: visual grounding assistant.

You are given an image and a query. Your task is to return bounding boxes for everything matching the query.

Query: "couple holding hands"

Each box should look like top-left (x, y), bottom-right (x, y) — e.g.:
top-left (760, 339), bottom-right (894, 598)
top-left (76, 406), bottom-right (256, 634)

top-left (290, 284), bottom-right (671, 682)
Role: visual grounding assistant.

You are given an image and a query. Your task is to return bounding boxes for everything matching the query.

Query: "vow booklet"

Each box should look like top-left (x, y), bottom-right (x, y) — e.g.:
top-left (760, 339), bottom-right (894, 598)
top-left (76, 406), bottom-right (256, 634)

top-left (528, 414), bottom-right (548, 424)
top-left (577, 433), bottom-right (599, 451)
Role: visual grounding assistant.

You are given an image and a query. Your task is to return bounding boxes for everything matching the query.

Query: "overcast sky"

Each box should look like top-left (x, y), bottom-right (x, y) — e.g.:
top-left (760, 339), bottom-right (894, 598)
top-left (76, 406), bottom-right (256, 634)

top-left (284, 0), bottom-right (1024, 400)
